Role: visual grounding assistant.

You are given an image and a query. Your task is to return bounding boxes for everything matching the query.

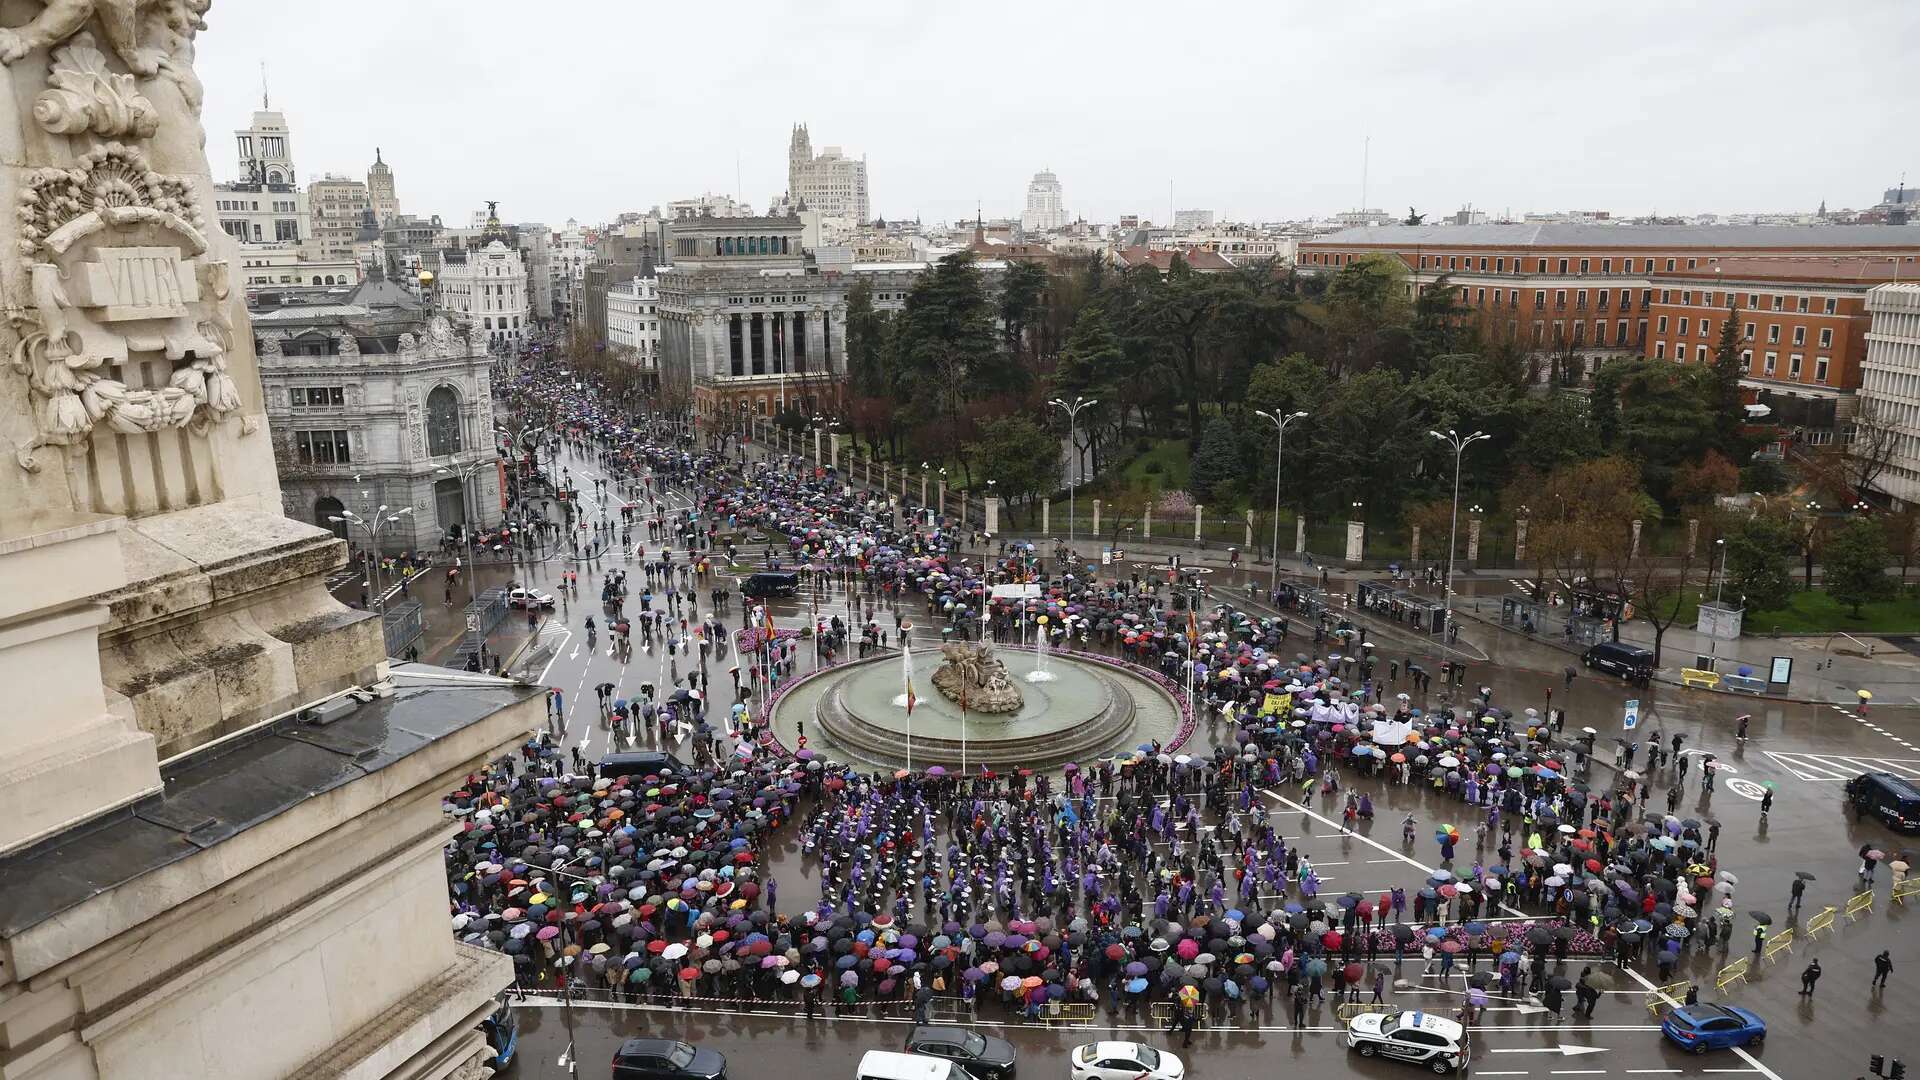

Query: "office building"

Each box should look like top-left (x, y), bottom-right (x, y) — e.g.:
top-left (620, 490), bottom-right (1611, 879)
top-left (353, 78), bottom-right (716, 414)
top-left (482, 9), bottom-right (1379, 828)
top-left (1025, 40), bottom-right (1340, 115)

top-left (787, 123), bottom-right (871, 223)
top-left (1023, 170), bottom-right (1067, 233)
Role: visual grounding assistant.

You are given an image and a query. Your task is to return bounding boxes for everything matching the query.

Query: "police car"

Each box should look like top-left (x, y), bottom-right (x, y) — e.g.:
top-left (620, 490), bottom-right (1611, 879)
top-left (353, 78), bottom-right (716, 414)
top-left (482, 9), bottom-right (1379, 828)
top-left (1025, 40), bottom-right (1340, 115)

top-left (1345, 1010), bottom-right (1471, 1073)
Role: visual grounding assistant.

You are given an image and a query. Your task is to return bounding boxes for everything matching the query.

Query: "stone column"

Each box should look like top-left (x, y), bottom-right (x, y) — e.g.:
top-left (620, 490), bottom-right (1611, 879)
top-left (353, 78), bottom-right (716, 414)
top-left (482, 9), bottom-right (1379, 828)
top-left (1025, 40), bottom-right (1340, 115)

top-left (1410, 525), bottom-right (1422, 563)
top-left (830, 434), bottom-right (839, 471)
top-left (1144, 505), bottom-right (1152, 539)
top-left (1194, 504), bottom-right (1204, 542)
top-left (986, 496), bottom-right (1001, 536)
top-left (811, 427), bottom-right (822, 467)
top-left (920, 472), bottom-right (928, 508)
top-left (1092, 499), bottom-right (1102, 536)
top-left (1345, 520), bottom-right (1365, 563)
top-left (1296, 515), bottom-right (1307, 553)
top-left (1042, 500), bottom-right (1050, 536)
top-left (1630, 518), bottom-right (1643, 559)
top-left (938, 477), bottom-right (947, 518)
top-left (1466, 516), bottom-right (1482, 563)
top-left (1244, 509), bottom-right (1255, 549)
top-left (1514, 517), bottom-right (1529, 562)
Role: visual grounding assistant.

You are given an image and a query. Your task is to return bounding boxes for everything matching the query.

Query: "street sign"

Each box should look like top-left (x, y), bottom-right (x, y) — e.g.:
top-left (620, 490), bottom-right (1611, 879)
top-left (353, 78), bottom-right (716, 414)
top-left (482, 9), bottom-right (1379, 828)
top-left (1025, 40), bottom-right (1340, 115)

top-left (1623, 698), bottom-right (1640, 730)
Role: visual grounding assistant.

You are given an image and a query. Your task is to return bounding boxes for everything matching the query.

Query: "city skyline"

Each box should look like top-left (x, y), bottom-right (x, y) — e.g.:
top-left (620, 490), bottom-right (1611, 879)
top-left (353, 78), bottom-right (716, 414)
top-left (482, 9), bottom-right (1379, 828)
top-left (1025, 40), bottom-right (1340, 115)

top-left (197, 0), bottom-right (1918, 227)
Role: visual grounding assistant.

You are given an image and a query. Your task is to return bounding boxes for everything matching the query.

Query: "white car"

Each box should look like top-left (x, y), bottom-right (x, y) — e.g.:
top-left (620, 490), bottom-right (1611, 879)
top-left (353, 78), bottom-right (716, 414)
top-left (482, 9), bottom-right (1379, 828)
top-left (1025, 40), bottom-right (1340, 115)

top-left (506, 586), bottom-right (555, 610)
top-left (1070, 1041), bottom-right (1183, 1080)
top-left (1345, 1010), bottom-right (1470, 1074)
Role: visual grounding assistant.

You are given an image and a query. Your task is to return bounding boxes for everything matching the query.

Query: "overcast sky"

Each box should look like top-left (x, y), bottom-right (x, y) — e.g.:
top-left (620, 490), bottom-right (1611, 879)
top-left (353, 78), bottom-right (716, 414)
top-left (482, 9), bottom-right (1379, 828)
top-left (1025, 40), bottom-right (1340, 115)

top-left (197, 0), bottom-right (1918, 228)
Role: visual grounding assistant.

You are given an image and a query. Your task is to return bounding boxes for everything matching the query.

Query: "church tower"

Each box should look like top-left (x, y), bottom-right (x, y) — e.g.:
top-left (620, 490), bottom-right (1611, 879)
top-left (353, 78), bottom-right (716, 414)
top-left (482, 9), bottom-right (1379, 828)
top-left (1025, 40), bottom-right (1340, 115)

top-left (788, 123), bottom-right (812, 200)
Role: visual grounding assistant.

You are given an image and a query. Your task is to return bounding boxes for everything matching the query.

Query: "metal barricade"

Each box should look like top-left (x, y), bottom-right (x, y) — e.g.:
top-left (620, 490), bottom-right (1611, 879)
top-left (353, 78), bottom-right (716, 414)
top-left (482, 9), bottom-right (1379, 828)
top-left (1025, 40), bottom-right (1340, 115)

top-left (1715, 958), bottom-right (1750, 992)
top-left (1846, 889), bottom-right (1876, 920)
top-left (1805, 906), bottom-right (1838, 936)
top-left (1043, 1003), bottom-right (1096, 1026)
top-left (1337, 1002), bottom-right (1394, 1022)
top-left (382, 599), bottom-right (424, 657)
top-left (1646, 982), bottom-right (1690, 1015)
top-left (1763, 928), bottom-right (1794, 962)
top-left (1894, 879), bottom-right (1920, 905)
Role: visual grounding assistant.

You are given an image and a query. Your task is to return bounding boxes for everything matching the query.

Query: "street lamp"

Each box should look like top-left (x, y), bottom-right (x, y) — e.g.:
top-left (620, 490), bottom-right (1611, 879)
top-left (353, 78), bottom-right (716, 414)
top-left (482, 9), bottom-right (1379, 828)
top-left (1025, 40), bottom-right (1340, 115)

top-left (328, 505), bottom-right (415, 614)
top-left (436, 459), bottom-right (491, 598)
top-left (1254, 409), bottom-right (1310, 595)
top-left (1712, 536), bottom-right (1728, 604)
top-left (1049, 396), bottom-right (1099, 551)
top-left (1429, 428), bottom-right (1491, 633)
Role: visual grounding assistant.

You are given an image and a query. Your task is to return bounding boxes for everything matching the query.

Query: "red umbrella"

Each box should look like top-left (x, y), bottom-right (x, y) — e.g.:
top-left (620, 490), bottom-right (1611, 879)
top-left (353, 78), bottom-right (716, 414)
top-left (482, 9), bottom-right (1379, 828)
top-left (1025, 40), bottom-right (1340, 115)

top-left (1105, 943), bottom-right (1127, 961)
top-left (1322, 931), bottom-right (1343, 949)
top-left (1343, 962), bottom-right (1364, 984)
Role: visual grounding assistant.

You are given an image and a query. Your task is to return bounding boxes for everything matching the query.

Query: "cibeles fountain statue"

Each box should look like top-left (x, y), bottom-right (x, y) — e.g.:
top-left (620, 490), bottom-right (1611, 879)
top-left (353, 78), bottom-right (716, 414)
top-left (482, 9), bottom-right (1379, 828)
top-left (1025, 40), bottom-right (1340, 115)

top-left (929, 642), bottom-right (1024, 713)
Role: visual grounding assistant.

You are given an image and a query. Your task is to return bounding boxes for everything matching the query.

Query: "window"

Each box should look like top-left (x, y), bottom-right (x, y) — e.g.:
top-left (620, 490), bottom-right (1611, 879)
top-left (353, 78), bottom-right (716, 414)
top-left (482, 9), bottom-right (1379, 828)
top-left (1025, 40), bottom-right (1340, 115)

top-left (1697, 345), bottom-right (1710, 362)
top-left (290, 386), bottom-right (344, 409)
top-left (1797, 296), bottom-right (1808, 313)
top-left (1616, 319), bottom-right (1628, 345)
top-left (1495, 257), bottom-right (1505, 272)
top-left (1657, 316), bottom-right (1669, 333)
top-left (1534, 290), bottom-right (1547, 308)
top-left (1740, 349), bottom-right (1752, 371)
top-left (1677, 317), bottom-right (1689, 335)
top-left (1824, 297), bottom-right (1837, 314)
top-left (1744, 321), bottom-right (1755, 340)
top-left (1764, 352), bottom-right (1777, 375)
top-left (1819, 328), bottom-right (1833, 348)
top-left (1448, 256), bottom-right (1457, 270)
top-left (1660, 290), bottom-right (1671, 303)
top-left (1555, 289), bottom-right (1567, 309)
top-left (1665, 258), bottom-right (1676, 271)
top-left (1537, 258), bottom-right (1548, 272)
top-left (426, 386), bottom-right (463, 456)
top-left (1597, 288), bottom-right (1610, 309)
top-left (1579, 258), bottom-right (1590, 274)
top-left (1655, 341), bottom-right (1666, 359)
top-left (295, 429), bottom-right (350, 464)
top-left (1792, 327), bottom-right (1805, 346)
top-left (1815, 356), bottom-right (1830, 382)
top-left (1771, 295), bottom-right (1783, 311)
top-left (1601, 258), bottom-right (1612, 273)
top-left (1789, 354), bottom-right (1802, 378)
top-left (1767, 324), bottom-right (1780, 344)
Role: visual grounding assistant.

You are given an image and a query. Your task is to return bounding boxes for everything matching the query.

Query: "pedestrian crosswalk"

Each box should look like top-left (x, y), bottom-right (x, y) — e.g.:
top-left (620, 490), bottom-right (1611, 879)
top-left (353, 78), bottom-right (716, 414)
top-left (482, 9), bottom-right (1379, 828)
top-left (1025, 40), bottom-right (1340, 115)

top-left (1764, 750), bottom-right (1920, 782)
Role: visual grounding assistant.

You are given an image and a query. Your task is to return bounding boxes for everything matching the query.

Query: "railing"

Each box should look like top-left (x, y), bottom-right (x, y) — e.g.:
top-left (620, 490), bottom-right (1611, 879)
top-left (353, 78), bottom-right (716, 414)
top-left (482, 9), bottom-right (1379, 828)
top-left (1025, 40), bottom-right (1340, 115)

top-left (382, 599), bottom-right (424, 657)
top-left (457, 586), bottom-right (510, 665)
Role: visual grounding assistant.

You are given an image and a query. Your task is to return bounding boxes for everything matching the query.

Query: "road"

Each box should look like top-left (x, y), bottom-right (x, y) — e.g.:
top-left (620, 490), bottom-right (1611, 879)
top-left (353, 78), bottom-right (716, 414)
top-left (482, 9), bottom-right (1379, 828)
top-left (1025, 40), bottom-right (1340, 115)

top-left (491, 440), bottom-right (1917, 1080)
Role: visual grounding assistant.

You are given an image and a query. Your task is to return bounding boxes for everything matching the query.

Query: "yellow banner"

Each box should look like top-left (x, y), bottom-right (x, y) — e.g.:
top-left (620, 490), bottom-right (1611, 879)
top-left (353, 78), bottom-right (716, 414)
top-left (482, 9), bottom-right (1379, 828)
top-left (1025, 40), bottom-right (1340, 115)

top-left (1262, 692), bottom-right (1291, 716)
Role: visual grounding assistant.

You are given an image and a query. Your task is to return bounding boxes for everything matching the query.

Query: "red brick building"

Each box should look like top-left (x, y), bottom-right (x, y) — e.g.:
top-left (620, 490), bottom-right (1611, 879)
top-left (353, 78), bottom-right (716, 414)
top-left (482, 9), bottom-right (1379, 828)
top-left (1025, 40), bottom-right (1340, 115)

top-left (1296, 224), bottom-right (1920, 388)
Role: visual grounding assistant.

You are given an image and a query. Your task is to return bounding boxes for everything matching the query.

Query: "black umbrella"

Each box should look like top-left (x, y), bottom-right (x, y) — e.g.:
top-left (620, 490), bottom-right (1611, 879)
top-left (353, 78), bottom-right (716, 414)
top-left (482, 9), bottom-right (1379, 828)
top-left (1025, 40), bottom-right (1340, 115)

top-left (1749, 911), bottom-right (1774, 925)
top-left (1794, 871), bottom-right (1816, 881)
top-left (1547, 975), bottom-right (1573, 991)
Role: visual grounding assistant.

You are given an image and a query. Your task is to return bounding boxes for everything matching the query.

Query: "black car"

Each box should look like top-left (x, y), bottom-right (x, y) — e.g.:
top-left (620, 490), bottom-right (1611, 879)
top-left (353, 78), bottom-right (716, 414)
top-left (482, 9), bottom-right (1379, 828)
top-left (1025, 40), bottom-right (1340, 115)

top-left (613, 1038), bottom-right (727, 1080)
top-left (904, 1025), bottom-right (1017, 1080)
top-left (1847, 772), bottom-right (1920, 832)
top-left (740, 570), bottom-right (800, 599)
top-left (1582, 641), bottom-right (1654, 680)
top-left (598, 751), bottom-right (690, 780)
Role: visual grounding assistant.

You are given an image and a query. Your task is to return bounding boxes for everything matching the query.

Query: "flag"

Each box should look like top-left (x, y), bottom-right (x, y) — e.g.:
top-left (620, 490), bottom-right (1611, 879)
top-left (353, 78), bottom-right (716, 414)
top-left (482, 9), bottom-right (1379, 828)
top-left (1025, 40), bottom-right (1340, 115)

top-left (903, 645), bottom-right (918, 716)
top-left (1186, 609), bottom-right (1199, 645)
top-left (762, 606), bottom-right (777, 645)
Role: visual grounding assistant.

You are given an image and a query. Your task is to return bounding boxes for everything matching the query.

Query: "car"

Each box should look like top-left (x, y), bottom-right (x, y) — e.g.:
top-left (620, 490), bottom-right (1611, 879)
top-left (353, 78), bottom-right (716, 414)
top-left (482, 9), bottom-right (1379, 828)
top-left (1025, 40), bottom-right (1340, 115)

top-left (740, 570), bottom-right (800, 599)
top-left (598, 750), bottom-right (689, 780)
top-left (612, 1037), bottom-right (727, 1080)
top-left (1345, 1010), bottom-right (1471, 1074)
top-left (1661, 1003), bottom-right (1766, 1053)
top-left (904, 1025), bottom-right (1017, 1080)
top-left (1846, 771), bottom-right (1920, 832)
top-left (1069, 1041), bottom-right (1183, 1080)
top-left (1583, 640), bottom-right (1654, 681)
top-left (478, 995), bottom-right (516, 1069)
top-left (857, 1050), bottom-right (976, 1080)
top-left (506, 585), bottom-right (555, 609)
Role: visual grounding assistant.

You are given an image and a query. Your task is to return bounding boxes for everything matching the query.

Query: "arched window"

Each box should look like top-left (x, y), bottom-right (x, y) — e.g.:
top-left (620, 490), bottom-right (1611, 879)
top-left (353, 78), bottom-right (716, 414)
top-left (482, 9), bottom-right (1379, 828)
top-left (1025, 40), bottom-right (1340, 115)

top-left (315, 496), bottom-right (346, 539)
top-left (426, 385), bottom-right (462, 456)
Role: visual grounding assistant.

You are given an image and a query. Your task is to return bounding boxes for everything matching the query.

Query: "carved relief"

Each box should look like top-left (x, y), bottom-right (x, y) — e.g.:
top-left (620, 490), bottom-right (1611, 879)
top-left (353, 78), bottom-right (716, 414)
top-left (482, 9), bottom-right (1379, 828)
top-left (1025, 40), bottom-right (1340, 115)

top-left (397, 331), bottom-right (418, 359)
top-left (424, 315), bottom-right (453, 356)
top-left (337, 332), bottom-right (360, 357)
top-left (34, 31), bottom-right (158, 137)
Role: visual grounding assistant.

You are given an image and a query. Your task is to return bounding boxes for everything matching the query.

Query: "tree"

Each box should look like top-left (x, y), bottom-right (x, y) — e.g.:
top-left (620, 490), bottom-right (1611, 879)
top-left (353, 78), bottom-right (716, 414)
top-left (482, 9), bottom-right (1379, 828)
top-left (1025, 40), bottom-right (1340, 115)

top-left (1623, 543), bottom-right (1697, 667)
top-left (1142, 255), bottom-right (1232, 445)
top-left (1404, 207), bottom-right (1425, 225)
top-left (1189, 416), bottom-right (1245, 503)
top-left (1245, 353), bottom-right (1332, 422)
top-left (1824, 517), bottom-right (1894, 617)
top-left (893, 252), bottom-right (1001, 440)
top-left (1669, 450), bottom-right (1740, 509)
top-left (997, 260), bottom-right (1050, 372)
top-left (1722, 513), bottom-right (1797, 614)
top-left (1705, 304), bottom-right (1746, 454)
top-left (965, 416), bottom-right (1060, 527)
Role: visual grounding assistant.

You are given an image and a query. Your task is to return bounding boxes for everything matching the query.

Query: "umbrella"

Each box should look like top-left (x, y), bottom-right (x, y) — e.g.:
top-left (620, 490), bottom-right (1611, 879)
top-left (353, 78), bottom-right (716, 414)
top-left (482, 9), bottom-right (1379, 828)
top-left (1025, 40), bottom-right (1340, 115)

top-left (1749, 911), bottom-right (1774, 926)
top-left (1794, 871), bottom-right (1817, 881)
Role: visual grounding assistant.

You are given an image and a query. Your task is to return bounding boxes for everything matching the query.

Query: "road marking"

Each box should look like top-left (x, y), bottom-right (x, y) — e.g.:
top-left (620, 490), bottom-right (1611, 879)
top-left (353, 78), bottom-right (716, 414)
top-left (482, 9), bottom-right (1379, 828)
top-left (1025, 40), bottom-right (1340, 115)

top-left (1491, 1045), bottom-right (1605, 1056)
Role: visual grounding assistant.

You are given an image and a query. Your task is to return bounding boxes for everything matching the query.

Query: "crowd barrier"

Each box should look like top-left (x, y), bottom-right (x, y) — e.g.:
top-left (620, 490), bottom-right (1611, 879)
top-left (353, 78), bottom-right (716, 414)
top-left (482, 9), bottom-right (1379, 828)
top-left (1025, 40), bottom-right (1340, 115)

top-left (1646, 981), bottom-right (1690, 1015)
top-left (1680, 668), bottom-right (1721, 690)
top-left (1763, 928), bottom-right (1795, 963)
top-left (1894, 879), bottom-right (1920, 905)
top-left (1806, 906), bottom-right (1838, 937)
top-left (1715, 958), bottom-right (1750, 992)
top-left (1846, 889), bottom-right (1876, 920)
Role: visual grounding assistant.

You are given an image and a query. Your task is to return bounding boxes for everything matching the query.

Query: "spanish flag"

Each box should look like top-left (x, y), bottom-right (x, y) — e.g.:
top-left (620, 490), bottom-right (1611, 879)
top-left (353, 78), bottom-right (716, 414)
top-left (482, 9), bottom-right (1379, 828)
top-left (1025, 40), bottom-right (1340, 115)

top-left (1186, 608), bottom-right (1199, 645)
top-left (762, 607), bottom-right (777, 646)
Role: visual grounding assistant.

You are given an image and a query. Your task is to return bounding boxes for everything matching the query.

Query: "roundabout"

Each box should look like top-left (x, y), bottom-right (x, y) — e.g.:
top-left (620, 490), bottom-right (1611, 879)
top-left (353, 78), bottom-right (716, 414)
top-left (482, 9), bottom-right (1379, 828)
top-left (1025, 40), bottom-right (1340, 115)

top-left (766, 644), bottom-right (1186, 773)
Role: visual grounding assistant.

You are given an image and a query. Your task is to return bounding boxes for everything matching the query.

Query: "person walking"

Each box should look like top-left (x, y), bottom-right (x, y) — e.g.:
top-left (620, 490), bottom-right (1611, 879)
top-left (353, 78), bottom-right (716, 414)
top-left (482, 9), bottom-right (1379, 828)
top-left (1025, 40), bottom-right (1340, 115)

top-left (1799, 957), bottom-right (1822, 997)
top-left (1872, 950), bottom-right (1893, 990)
top-left (1291, 983), bottom-right (1309, 1028)
top-left (1788, 876), bottom-right (1806, 917)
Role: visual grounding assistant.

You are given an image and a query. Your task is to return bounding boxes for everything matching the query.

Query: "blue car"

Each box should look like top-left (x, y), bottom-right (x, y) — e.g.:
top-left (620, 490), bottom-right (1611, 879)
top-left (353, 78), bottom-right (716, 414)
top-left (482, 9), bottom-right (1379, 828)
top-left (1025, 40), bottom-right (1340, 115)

top-left (1662, 1003), bottom-right (1765, 1053)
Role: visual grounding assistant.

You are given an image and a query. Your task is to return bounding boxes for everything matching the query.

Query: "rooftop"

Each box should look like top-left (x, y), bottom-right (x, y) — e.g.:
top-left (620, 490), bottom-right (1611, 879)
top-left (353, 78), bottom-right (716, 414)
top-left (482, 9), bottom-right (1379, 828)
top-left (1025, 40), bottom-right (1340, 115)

top-left (1306, 222), bottom-right (1920, 249)
top-left (0, 673), bottom-right (541, 941)
top-left (1654, 256), bottom-right (1920, 284)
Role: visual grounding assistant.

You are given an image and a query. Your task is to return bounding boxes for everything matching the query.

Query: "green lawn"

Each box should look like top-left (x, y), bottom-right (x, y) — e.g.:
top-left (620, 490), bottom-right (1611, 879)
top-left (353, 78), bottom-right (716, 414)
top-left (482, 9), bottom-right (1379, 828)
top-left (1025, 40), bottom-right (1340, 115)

top-left (1110, 438), bottom-right (1192, 494)
top-left (1744, 588), bottom-right (1920, 635)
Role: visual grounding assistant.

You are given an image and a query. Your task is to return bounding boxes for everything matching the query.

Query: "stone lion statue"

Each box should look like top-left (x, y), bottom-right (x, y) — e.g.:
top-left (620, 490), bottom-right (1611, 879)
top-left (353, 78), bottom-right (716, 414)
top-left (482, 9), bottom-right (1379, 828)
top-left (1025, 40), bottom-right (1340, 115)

top-left (929, 642), bottom-right (1023, 714)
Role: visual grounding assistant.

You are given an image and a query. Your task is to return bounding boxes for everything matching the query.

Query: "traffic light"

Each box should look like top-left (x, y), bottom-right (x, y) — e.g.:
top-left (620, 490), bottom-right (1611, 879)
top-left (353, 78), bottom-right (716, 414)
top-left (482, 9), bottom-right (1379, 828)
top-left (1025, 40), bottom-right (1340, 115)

top-left (1890, 1060), bottom-right (1905, 1080)
top-left (1873, 1055), bottom-right (1886, 1076)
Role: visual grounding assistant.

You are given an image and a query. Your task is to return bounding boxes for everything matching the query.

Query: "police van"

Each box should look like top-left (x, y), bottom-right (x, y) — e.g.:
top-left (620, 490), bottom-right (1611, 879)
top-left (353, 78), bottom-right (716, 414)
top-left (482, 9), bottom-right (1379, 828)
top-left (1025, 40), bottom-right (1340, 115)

top-left (1345, 1010), bottom-right (1471, 1073)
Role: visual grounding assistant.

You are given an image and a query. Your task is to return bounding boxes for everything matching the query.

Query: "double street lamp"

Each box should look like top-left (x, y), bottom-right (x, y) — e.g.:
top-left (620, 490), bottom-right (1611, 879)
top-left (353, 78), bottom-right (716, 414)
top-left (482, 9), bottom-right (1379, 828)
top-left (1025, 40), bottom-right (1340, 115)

top-left (1048, 396), bottom-right (1099, 550)
top-left (436, 458), bottom-right (493, 598)
top-left (1253, 409), bottom-right (1310, 594)
top-left (1429, 428), bottom-right (1490, 634)
top-left (328, 505), bottom-right (415, 614)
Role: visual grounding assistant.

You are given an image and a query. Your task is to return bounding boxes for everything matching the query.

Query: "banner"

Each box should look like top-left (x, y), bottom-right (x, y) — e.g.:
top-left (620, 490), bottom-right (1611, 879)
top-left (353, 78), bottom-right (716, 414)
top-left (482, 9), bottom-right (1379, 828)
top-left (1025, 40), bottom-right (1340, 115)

top-left (1261, 692), bottom-right (1291, 716)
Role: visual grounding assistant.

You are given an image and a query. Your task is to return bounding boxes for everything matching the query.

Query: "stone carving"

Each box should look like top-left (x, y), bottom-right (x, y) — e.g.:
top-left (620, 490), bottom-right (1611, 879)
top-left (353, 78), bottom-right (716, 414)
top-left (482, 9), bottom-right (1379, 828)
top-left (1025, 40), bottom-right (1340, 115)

top-left (397, 331), bottom-right (418, 358)
top-left (424, 314), bottom-right (453, 356)
top-left (930, 642), bottom-right (1023, 714)
top-left (0, 0), bottom-right (209, 75)
top-left (6, 138), bottom-right (239, 467)
top-left (257, 334), bottom-right (281, 358)
top-left (34, 31), bottom-right (157, 137)
top-left (336, 331), bottom-right (359, 357)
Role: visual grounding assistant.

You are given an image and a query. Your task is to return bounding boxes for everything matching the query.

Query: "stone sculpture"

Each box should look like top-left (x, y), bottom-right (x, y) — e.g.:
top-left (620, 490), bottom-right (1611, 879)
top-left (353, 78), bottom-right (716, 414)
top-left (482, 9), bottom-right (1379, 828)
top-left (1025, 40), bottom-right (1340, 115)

top-left (930, 642), bottom-right (1024, 714)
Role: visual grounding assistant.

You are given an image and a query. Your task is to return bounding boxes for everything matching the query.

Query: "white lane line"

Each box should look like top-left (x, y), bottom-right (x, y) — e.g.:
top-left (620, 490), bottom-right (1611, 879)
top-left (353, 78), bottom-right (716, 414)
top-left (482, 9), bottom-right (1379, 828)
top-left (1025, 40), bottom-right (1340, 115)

top-left (1625, 1071), bottom-right (1682, 1075)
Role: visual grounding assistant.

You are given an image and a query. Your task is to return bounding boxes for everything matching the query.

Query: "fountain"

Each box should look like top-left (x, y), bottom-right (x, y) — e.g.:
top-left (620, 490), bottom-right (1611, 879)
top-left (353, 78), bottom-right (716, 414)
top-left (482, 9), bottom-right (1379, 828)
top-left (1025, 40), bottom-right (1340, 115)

top-left (771, 638), bottom-right (1181, 773)
top-left (1026, 618), bottom-right (1058, 683)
